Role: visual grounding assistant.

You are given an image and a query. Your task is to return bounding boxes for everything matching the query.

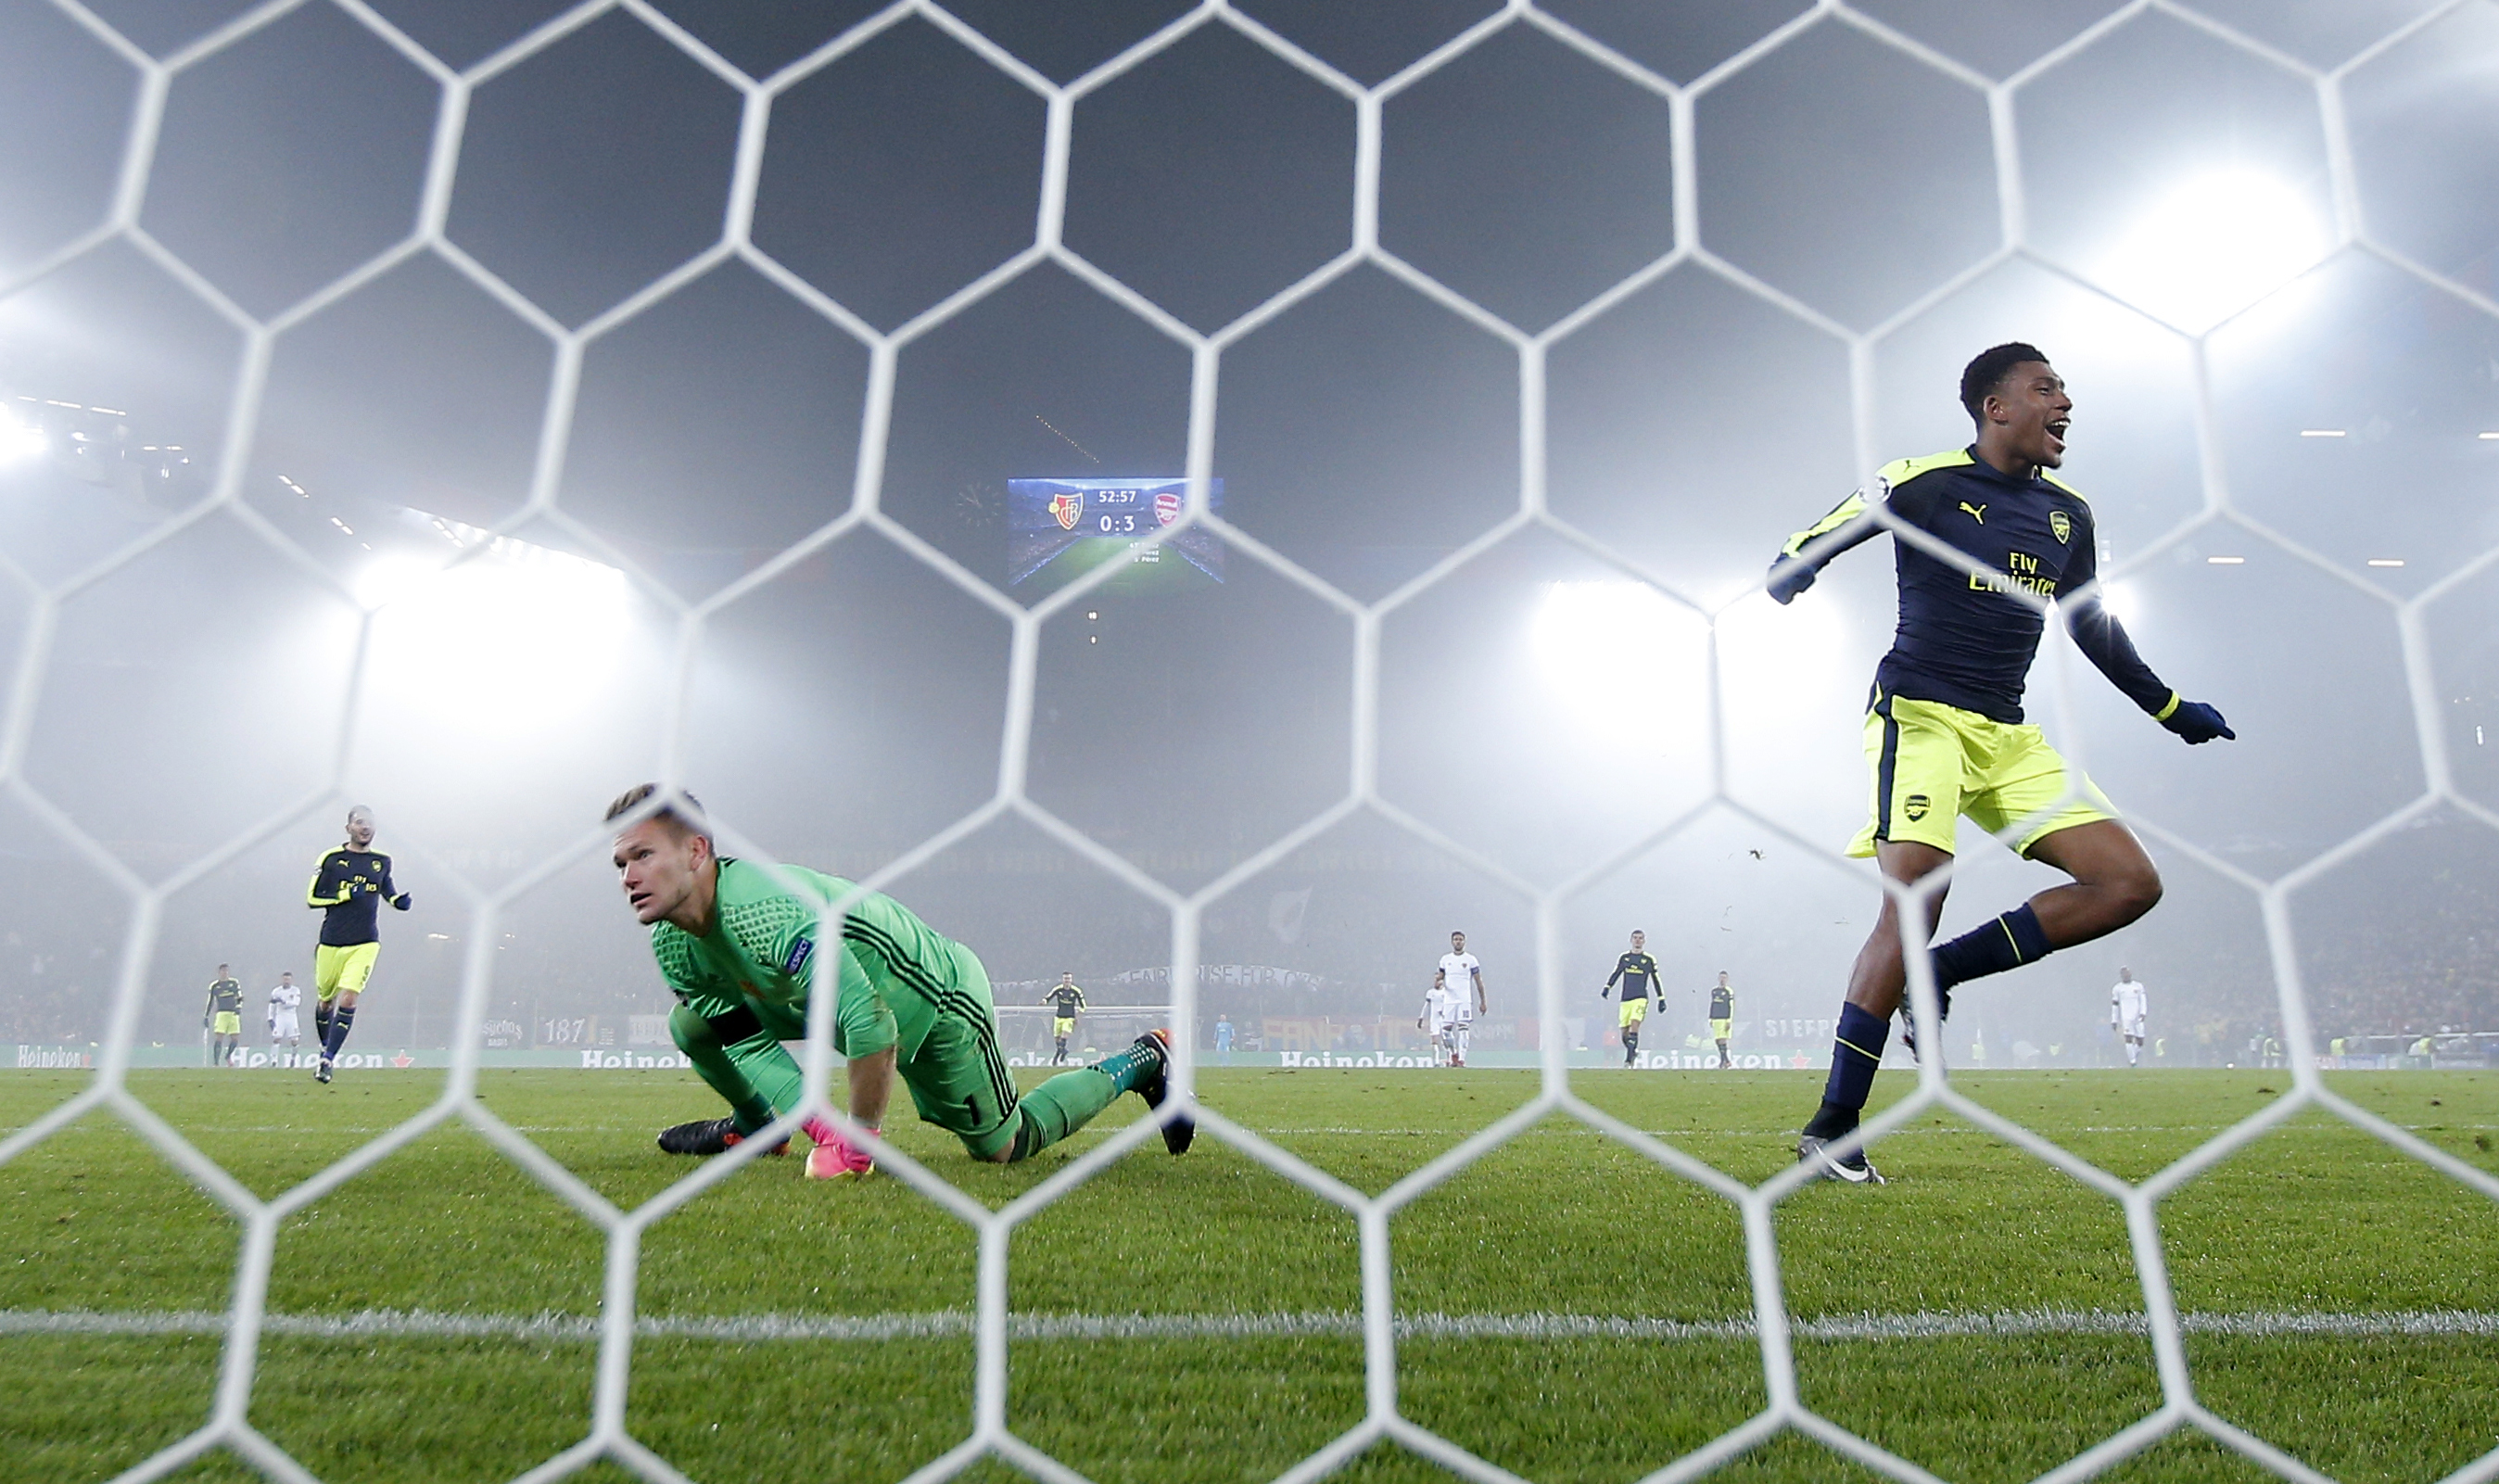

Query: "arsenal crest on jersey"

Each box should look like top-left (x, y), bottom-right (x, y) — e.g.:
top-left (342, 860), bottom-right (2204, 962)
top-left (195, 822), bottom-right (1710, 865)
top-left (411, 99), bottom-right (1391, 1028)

top-left (1049, 490), bottom-right (1084, 530)
top-left (1154, 490), bottom-right (1181, 526)
top-left (2049, 510), bottom-right (2073, 544)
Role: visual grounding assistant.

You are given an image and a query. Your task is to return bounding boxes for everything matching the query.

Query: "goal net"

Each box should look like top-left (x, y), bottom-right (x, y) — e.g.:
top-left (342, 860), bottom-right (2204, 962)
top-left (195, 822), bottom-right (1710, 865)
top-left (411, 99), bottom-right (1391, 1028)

top-left (1, 2), bottom-right (2494, 1482)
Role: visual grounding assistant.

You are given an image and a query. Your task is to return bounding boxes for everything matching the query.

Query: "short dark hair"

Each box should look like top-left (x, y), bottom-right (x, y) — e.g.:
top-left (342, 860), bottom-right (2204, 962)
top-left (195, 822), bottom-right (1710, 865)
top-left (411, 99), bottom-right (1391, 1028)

top-left (1960, 341), bottom-right (2049, 423)
top-left (604, 783), bottom-right (709, 840)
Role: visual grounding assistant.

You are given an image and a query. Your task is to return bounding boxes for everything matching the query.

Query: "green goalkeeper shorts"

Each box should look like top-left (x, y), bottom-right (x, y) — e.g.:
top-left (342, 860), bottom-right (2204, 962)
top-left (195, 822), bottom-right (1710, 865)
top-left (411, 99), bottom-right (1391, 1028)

top-left (903, 1003), bottom-right (1022, 1161)
top-left (739, 939), bottom-right (1022, 1159)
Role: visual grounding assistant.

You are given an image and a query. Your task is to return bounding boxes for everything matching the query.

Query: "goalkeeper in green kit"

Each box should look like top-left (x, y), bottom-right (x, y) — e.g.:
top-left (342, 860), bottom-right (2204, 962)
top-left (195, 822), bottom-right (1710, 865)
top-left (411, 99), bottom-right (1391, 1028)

top-left (608, 784), bottom-right (1192, 1177)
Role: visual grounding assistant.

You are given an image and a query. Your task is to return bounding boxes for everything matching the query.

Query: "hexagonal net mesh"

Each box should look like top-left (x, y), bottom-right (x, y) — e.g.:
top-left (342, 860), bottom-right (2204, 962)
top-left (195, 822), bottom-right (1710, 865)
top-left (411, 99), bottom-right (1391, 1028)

top-left (2, 2), bottom-right (2498, 1482)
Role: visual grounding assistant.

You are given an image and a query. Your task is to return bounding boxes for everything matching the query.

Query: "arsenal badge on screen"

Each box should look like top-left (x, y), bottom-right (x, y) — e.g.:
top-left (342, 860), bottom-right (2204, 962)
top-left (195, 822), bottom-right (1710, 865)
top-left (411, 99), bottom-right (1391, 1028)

top-left (1006, 476), bottom-right (1226, 596)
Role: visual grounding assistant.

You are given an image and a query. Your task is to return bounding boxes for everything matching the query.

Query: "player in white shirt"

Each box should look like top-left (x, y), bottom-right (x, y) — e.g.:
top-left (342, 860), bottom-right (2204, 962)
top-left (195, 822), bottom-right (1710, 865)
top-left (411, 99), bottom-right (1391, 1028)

top-left (1435, 931), bottom-right (1486, 1068)
top-left (268, 971), bottom-right (303, 1056)
top-left (2110, 967), bottom-right (2149, 1067)
top-left (1417, 981), bottom-right (1459, 1066)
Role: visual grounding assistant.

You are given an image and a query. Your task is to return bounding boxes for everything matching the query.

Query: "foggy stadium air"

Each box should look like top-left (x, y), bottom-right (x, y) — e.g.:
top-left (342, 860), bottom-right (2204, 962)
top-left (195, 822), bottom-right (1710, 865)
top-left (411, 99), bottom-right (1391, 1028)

top-left (3, 2), bottom-right (2498, 1479)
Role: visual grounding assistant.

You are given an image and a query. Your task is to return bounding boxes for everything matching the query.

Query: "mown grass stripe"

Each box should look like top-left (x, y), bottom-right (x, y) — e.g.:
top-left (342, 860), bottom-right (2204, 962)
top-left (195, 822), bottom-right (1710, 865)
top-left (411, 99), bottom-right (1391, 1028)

top-left (6, 1307), bottom-right (2495, 1344)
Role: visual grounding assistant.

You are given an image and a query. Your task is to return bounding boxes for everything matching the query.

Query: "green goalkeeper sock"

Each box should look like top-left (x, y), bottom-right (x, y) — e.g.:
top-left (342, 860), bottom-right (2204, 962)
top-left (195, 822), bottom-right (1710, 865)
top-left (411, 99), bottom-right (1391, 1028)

top-left (1087, 1038), bottom-right (1158, 1096)
top-left (718, 1030), bottom-right (803, 1130)
top-left (670, 1006), bottom-right (793, 1134)
top-left (1007, 1068), bottom-right (1121, 1161)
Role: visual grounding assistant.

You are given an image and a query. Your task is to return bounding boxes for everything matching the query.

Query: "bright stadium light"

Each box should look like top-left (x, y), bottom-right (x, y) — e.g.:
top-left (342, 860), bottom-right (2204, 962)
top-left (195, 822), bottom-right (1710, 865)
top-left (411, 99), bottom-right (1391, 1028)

top-left (2093, 169), bottom-right (2332, 333)
top-left (1529, 580), bottom-right (1708, 732)
top-left (0, 406), bottom-right (48, 464)
top-left (357, 522), bottom-right (630, 735)
top-left (2097, 578), bottom-right (2143, 628)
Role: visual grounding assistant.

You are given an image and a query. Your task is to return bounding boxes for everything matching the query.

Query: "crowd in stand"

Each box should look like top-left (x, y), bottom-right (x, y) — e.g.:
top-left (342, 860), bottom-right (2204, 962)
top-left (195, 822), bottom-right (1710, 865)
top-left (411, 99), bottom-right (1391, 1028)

top-left (2297, 816), bottom-right (2496, 1043)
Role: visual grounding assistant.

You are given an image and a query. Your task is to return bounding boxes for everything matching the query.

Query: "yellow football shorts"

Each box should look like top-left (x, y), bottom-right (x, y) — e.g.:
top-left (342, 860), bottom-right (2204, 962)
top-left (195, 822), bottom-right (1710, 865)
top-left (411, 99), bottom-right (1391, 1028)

top-left (1710, 1017), bottom-right (1732, 1040)
top-left (210, 1010), bottom-right (242, 1035)
top-left (314, 942), bottom-right (380, 1002)
top-left (1617, 997), bottom-right (1647, 1029)
top-left (1847, 692), bottom-right (2115, 859)
top-left (1053, 1017), bottom-right (1074, 1037)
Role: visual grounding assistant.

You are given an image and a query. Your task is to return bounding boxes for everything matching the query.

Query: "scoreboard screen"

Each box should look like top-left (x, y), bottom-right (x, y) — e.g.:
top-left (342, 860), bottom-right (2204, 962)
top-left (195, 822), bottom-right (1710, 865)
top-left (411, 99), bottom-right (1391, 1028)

top-left (1007, 477), bottom-right (1225, 596)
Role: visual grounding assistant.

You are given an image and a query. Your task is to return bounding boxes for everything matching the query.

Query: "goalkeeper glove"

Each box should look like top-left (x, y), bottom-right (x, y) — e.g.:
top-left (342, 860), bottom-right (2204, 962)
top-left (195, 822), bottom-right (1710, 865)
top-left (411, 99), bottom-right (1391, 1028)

top-left (802, 1116), bottom-right (876, 1180)
top-left (2160, 700), bottom-right (2234, 744)
top-left (1766, 556), bottom-right (1817, 604)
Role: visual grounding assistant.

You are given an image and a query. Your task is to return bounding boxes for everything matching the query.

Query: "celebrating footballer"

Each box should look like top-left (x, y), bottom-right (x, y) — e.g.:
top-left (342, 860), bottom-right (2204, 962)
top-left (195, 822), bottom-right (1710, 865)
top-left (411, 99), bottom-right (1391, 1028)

top-left (1767, 343), bottom-right (2233, 1183)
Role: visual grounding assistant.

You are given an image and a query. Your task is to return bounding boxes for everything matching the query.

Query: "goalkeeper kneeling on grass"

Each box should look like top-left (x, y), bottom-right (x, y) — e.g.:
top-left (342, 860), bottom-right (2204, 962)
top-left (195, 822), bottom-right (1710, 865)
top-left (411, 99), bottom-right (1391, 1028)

top-left (607, 784), bottom-right (1192, 1176)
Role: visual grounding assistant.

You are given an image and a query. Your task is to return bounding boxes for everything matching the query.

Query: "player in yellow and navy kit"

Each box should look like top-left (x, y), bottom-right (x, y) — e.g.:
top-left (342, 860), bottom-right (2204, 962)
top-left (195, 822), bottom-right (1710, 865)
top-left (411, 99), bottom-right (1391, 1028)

top-left (1706, 972), bottom-right (1734, 1070)
top-left (610, 786), bottom-right (1189, 1177)
top-left (203, 965), bottom-right (244, 1067)
top-left (1045, 972), bottom-right (1087, 1065)
top-left (306, 805), bottom-right (411, 1084)
top-left (1767, 343), bottom-right (2233, 1183)
top-left (1600, 931), bottom-right (1660, 1066)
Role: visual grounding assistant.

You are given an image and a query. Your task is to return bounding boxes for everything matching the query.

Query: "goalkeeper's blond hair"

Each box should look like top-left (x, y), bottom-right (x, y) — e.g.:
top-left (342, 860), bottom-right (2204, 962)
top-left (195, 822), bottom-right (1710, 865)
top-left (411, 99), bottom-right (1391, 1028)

top-left (603, 783), bottom-right (709, 841)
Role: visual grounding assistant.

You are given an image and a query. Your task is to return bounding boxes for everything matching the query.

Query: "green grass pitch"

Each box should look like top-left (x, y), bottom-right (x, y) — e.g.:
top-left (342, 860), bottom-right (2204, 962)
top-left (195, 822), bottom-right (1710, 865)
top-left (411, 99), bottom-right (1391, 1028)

top-left (3, 1068), bottom-right (2493, 1484)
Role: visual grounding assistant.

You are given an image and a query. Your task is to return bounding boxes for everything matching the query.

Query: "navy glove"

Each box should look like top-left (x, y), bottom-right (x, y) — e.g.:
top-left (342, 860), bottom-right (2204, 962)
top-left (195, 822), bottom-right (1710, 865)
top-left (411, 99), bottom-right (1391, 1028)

top-left (391, 893), bottom-right (412, 910)
top-left (2161, 700), bottom-right (2234, 744)
top-left (1766, 557), bottom-right (1817, 605)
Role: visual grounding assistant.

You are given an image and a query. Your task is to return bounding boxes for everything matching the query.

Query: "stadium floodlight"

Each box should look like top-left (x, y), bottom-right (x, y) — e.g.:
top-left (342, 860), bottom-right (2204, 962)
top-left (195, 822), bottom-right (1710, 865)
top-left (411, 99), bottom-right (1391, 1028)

top-left (1528, 579), bottom-right (1706, 729)
top-left (356, 529), bottom-right (630, 733)
top-left (2097, 577), bottom-right (2144, 628)
top-left (0, 406), bottom-right (47, 464)
top-left (2092, 168), bottom-right (2332, 335)
top-left (9, 5), bottom-right (2499, 1484)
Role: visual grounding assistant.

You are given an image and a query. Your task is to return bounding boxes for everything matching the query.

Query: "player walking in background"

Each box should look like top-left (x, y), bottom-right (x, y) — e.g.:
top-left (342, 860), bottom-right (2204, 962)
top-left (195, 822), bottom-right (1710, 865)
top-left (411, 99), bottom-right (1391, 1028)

top-left (1214, 1014), bottom-right (1234, 1065)
top-left (267, 970), bottom-right (302, 1059)
top-left (1603, 931), bottom-right (1661, 1067)
top-left (203, 964), bottom-right (242, 1067)
top-left (1436, 931), bottom-right (1485, 1069)
top-left (1706, 971), bottom-right (1735, 1070)
top-left (1418, 977), bottom-right (1458, 1067)
top-left (1766, 344), bottom-right (2233, 1183)
top-left (2112, 968), bottom-right (2150, 1067)
top-left (1044, 971), bottom-right (1087, 1065)
top-left (306, 805), bottom-right (412, 1084)
top-left (610, 786), bottom-right (1189, 1175)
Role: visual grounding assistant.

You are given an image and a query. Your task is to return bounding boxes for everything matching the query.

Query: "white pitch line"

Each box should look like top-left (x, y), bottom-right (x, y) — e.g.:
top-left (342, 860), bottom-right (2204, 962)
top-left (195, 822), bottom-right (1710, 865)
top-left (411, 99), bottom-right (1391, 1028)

top-left (1097, 1123), bottom-right (2499, 1136)
top-left (10, 1123), bottom-right (2493, 1138)
top-left (6, 1307), bottom-right (2496, 1345)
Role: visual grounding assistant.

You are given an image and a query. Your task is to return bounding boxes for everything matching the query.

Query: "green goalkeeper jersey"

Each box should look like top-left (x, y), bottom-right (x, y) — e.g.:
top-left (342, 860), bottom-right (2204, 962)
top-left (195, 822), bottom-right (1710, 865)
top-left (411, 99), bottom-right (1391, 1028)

top-left (648, 856), bottom-right (970, 1062)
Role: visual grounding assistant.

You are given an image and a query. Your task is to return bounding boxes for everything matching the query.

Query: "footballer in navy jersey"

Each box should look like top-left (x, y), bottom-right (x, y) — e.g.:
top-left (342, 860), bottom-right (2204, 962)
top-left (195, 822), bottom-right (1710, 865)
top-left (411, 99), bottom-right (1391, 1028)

top-left (1602, 932), bottom-right (1661, 1066)
top-left (1768, 344), bottom-right (2233, 1183)
top-left (304, 805), bottom-right (411, 1083)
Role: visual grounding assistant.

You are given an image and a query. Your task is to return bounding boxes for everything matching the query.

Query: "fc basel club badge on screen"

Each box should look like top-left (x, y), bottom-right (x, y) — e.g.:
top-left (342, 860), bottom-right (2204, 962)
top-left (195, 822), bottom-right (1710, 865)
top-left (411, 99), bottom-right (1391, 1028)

top-left (1008, 477), bottom-right (1225, 595)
